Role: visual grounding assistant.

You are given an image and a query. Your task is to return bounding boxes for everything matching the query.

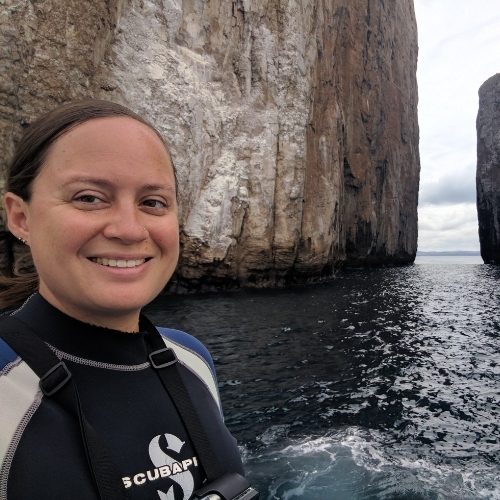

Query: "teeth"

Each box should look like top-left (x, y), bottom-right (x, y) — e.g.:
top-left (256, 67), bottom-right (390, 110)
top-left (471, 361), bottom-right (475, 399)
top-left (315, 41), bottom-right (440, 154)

top-left (92, 257), bottom-right (146, 268)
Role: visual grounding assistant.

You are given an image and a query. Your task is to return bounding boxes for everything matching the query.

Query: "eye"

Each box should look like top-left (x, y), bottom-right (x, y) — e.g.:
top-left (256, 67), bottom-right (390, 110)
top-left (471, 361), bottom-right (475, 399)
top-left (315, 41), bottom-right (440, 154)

top-left (142, 198), bottom-right (167, 209)
top-left (72, 192), bottom-right (108, 209)
top-left (75, 194), bottom-right (102, 204)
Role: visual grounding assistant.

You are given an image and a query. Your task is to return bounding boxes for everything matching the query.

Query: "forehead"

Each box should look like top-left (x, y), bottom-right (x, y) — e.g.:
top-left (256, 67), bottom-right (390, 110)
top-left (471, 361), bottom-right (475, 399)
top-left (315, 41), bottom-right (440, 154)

top-left (46, 116), bottom-right (170, 163)
top-left (44, 116), bottom-right (170, 168)
top-left (38, 117), bottom-right (174, 186)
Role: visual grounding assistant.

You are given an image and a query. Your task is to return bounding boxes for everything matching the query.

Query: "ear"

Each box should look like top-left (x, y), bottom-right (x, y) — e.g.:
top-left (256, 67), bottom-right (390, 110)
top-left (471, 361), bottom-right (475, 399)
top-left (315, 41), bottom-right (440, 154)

top-left (3, 192), bottom-right (31, 243)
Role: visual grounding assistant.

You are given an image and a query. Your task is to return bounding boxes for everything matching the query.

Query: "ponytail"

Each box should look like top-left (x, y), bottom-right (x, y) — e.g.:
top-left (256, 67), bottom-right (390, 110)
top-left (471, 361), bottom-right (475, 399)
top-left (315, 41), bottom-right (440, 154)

top-left (0, 241), bottom-right (38, 310)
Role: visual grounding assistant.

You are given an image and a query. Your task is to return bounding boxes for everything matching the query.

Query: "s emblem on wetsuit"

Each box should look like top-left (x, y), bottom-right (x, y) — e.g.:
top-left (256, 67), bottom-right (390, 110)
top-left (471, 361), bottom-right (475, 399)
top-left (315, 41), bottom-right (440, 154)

top-left (121, 433), bottom-right (198, 499)
top-left (149, 433), bottom-right (195, 500)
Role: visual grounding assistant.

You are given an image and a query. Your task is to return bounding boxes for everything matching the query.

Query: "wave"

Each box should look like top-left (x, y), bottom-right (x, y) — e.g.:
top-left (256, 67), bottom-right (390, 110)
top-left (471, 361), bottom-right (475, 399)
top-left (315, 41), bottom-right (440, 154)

top-left (244, 426), bottom-right (500, 500)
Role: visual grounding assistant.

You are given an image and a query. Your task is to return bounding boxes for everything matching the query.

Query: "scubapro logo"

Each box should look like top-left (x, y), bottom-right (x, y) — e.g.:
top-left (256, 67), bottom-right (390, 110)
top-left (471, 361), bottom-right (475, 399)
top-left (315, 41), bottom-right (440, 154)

top-left (121, 433), bottom-right (198, 500)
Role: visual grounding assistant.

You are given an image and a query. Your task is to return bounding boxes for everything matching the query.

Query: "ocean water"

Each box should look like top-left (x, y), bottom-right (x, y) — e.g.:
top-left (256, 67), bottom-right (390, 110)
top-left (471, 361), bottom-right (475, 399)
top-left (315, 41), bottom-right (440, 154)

top-left (146, 256), bottom-right (500, 499)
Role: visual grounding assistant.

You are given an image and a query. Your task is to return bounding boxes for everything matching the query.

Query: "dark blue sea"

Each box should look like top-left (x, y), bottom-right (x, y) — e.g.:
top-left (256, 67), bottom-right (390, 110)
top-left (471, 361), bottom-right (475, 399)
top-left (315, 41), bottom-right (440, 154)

top-left (146, 256), bottom-right (500, 499)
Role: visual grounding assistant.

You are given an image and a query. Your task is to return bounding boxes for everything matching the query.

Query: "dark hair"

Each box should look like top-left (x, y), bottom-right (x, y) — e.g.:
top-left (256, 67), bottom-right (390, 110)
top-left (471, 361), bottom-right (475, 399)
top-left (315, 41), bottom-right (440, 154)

top-left (1, 99), bottom-right (175, 309)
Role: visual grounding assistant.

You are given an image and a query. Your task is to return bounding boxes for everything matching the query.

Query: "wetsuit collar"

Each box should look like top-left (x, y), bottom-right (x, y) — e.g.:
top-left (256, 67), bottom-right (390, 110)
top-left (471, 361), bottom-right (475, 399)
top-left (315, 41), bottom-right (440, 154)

top-left (12, 293), bottom-right (152, 365)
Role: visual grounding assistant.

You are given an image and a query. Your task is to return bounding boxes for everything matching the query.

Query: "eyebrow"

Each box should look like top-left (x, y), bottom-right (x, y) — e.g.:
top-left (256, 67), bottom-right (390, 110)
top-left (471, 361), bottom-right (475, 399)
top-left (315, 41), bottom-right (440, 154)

top-left (142, 184), bottom-right (176, 194)
top-left (63, 177), bottom-right (176, 193)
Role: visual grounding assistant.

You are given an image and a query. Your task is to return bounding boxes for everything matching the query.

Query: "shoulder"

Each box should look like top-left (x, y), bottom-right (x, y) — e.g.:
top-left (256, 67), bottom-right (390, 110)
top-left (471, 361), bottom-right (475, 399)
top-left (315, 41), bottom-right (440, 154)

top-left (0, 319), bottom-right (39, 395)
top-left (0, 334), bottom-right (42, 467)
top-left (0, 337), bottom-right (18, 372)
top-left (0, 315), bottom-right (24, 372)
top-left (157, 328), bottom-right (216, 375)
top-left (156, 327), bottom-right (223, 414)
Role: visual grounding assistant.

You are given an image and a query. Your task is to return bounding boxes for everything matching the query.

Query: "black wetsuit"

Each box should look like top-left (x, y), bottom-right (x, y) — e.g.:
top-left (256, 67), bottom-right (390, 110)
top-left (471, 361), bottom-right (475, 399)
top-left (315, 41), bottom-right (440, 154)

top-left (0, 293), bottom-right (243, 499)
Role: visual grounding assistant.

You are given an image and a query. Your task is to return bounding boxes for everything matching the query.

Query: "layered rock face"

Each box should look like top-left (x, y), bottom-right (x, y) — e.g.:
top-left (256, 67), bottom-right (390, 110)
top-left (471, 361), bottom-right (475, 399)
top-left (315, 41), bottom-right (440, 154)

top-left (1, 0), bottom-right (420, 289)
top-left (477, 74), bottom-right (500, 264)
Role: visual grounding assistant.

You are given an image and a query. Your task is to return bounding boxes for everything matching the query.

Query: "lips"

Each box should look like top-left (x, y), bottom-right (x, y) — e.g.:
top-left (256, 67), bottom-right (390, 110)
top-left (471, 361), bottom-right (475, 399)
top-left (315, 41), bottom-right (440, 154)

top-left (90, 257), bottom-right (149, 268)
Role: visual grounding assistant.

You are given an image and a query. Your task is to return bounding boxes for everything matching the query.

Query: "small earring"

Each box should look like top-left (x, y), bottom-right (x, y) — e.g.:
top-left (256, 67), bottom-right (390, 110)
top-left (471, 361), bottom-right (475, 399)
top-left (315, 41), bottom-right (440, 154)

top-left (17, 236), bottom-right (27, 245)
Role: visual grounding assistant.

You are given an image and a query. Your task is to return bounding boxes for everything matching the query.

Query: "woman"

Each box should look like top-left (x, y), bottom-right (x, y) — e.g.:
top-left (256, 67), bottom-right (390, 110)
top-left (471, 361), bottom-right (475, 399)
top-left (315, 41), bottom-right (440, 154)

top-left (0, 100), bottom-right (250, 500)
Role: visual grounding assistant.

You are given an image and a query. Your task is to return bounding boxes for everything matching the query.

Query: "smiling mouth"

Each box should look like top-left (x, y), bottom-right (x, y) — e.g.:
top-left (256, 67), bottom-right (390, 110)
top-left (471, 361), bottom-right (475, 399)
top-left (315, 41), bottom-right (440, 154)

top-left (90, 257), bottom-right (150, 268)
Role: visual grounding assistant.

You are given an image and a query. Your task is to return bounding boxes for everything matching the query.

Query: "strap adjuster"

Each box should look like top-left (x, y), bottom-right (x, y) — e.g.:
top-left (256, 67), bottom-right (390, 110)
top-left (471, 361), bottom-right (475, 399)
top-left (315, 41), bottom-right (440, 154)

top-left (149, 347), bottom-right (177, 369)
top-left (39, 361), bottom-right (72, 396)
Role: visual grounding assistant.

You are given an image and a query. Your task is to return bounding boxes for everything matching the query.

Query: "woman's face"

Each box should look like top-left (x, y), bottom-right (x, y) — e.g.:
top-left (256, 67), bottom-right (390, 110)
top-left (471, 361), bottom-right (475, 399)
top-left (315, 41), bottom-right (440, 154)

top-left (5, 116), bottom-right (179, 331)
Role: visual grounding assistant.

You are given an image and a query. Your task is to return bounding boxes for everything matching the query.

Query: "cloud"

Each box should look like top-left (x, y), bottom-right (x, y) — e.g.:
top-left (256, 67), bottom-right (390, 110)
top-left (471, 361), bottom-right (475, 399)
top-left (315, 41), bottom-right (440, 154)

top-left (418, 203), bottom-right (479, 251)
top-left (419, 167), bottom-right (476, 205)
top-left (413, 0), bottom-right (500, 251)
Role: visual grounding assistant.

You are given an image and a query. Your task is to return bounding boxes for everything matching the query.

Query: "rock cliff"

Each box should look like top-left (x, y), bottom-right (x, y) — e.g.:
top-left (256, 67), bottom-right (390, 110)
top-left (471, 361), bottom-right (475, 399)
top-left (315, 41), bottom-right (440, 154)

top-left (1, 0), bottom-right (420, 289)
top-left (477, 74), bottom-right (500, 264)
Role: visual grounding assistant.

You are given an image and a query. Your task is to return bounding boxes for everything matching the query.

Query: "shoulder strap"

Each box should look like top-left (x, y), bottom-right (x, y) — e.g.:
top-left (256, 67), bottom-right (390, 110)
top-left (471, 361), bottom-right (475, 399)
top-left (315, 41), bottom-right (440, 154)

top-left (0, 316), bottom-right (127, 500)
top-left (143, 320), bottom-right (227, 481)
top-left (144, 328), bottom-right (256, 498)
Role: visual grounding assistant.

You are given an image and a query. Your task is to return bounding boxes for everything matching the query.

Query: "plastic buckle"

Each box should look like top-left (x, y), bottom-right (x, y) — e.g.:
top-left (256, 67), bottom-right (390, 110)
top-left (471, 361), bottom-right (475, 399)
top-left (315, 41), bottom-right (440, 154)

top-left (194, 473), bottom-right (259, 500)
top-left (39, 361), bottom-right (72, 396)
top-left (149, 347), bottom-right (178, 369)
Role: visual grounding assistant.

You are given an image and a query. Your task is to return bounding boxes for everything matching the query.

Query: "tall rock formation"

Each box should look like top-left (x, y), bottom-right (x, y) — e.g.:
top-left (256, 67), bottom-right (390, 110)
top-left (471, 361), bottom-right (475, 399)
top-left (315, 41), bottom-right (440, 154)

top-left (0, 0), bottom-right (420, 289)
top-left (477, 73), bottom-right (500, 264)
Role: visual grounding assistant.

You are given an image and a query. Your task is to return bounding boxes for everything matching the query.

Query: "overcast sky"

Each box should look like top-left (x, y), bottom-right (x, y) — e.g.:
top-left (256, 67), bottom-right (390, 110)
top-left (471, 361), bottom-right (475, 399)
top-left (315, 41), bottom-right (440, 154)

top-left (414, 0), bottom-right (500, 251)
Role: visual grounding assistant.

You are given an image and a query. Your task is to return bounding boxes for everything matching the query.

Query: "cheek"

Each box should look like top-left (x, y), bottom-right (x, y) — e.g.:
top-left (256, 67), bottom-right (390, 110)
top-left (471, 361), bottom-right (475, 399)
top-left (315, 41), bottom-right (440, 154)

top-left (158, 232), bottom-right (180, 259)
top-left (157, 219), bottom-right (180, 246)
top-left (163, 230), bottom-right (180, 251)
top-left (31, 215), bottom-right (91, 258)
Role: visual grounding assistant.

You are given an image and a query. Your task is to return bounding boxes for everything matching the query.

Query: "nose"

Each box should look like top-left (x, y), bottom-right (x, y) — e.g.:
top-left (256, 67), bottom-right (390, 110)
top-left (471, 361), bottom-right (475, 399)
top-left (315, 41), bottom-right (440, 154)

top-left (102, 204), bottom-right (148, 243)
